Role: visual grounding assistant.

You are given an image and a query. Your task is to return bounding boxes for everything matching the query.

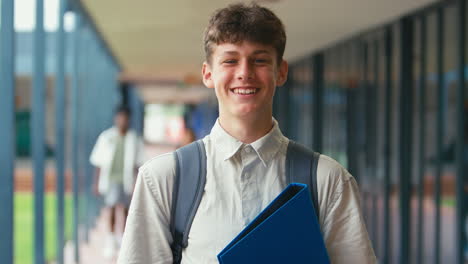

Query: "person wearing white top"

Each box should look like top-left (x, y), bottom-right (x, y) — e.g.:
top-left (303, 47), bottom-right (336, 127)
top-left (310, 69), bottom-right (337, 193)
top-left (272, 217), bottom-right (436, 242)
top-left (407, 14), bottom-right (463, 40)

top-left (118, 3), bottom-right (377, 264)
top-left (90, 105), bottom-right (144, 258)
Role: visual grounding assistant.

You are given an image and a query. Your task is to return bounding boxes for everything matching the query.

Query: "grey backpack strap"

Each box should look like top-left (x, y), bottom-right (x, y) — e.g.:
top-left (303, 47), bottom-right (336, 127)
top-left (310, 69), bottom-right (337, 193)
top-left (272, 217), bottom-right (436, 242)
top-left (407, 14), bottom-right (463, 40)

top-left (286, 140), bottom-right (320, 220)
top-left (171, 139), bottom-right (207, 264)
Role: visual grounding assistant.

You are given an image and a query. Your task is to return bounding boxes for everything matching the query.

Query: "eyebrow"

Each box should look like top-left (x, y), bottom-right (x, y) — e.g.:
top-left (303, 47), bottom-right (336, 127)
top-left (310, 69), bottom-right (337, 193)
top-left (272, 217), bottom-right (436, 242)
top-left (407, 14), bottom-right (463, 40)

top-left (220, 50), bottom-right (272, 56)
top-left (252, 50), bottom-right (271, 55)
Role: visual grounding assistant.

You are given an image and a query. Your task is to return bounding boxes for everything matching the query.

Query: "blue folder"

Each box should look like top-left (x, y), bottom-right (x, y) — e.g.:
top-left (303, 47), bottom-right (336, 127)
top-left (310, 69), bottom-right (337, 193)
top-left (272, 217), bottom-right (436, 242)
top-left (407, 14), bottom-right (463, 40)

top-left (217, 183), bottom-right (330, 264)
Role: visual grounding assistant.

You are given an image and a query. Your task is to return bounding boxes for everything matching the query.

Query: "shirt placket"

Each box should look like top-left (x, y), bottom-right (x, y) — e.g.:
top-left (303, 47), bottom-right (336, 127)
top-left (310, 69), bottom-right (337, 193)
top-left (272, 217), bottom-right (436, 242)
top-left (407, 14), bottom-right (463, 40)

top-left (239, 144), bottom-right (260, 226)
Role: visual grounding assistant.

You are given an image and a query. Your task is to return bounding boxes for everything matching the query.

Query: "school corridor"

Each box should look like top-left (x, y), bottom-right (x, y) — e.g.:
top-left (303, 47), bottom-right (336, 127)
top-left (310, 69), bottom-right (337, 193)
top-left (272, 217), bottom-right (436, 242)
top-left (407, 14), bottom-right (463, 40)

top-left (0, 0), bottom-right (467, 263)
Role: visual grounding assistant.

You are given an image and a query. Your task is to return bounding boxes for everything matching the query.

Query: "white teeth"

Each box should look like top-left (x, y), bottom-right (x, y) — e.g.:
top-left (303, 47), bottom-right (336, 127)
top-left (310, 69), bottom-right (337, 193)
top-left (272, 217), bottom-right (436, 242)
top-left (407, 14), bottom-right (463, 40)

top-left (233, 88), bottom-right (257, 94)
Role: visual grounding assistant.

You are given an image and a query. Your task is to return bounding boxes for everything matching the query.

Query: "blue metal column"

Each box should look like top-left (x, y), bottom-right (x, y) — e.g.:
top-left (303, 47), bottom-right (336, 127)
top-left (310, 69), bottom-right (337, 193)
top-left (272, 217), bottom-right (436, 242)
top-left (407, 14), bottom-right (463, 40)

top-left (83, 32), bottom-right (94, 243)
top-left (346, 44), bottom-right (359, 179)
top-left (0, 0), bottom-right (15, 263)
top-left (32, 0), bottom-right (46, 263)
top-left (279, 65), bottom-right (291, 136)
top-left (89, 44), bottom-right (105, 225)
top-left (382, 26), bottom-right (393, 264)
top-left (434, 8), bottom-right (444, 264)
top-left (55, 0), bottom-right (67, 263)
top-left (455, 1), bottom-right (466, 263)
top-left (131, 88), bottom-right (145, 135)
top-left (71, 13), bottom-right (82, 264)
top-left (399, 16), bottom-right (414, 264)
top-left (286, 65), bottom-right (295, 139)
top-left (137, 94), bottom-right (145, 135)
top-left (416, 15), bottom-right (427, 264)
top-left (371, 38), bottom-right (379, 253)
top-left (362, 41), bottom-right (370, 225)
top-left (273, 89), bottom-right (279, 120)
top-left (346, 78), bottom-right (359, 178)
top-left (312, 53), bottom-right (324, 153)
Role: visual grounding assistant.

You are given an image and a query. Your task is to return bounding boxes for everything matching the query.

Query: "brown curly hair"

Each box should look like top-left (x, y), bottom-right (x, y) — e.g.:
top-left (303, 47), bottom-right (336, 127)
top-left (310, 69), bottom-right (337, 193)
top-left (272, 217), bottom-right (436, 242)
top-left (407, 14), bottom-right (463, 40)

top-left (203, 3), bottom-right (286, 65)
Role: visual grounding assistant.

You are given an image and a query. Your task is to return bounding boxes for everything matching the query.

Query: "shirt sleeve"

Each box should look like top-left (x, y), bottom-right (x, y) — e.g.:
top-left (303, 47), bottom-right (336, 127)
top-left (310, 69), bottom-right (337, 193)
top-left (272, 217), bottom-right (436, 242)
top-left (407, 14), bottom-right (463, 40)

top-left (317, 155), bottom-right (377, 264)
top-left (118, 153), bottom-right (175, 264)
top-left (89, 133), bottom-right (106, 167)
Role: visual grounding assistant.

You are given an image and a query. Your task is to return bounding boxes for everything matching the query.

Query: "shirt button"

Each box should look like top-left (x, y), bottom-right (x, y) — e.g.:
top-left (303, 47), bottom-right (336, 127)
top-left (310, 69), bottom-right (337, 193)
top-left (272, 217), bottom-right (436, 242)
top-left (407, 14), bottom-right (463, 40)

top-left (244, 147), bottom-right (252, 153)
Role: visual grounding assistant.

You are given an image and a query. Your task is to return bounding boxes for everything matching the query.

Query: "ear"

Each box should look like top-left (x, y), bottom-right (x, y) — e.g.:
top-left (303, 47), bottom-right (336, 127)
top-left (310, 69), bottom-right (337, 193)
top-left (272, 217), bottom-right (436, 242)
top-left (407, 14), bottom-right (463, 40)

top-left (202, 62), bottom-right (214, 89)
top-left (276, 60), bottom-right (288, 86)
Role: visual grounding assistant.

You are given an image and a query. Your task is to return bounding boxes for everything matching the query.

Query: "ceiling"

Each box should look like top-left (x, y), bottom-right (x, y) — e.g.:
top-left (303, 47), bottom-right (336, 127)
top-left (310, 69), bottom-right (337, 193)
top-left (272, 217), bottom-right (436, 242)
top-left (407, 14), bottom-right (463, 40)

top-left (82, 0), bottom-right (438, 102)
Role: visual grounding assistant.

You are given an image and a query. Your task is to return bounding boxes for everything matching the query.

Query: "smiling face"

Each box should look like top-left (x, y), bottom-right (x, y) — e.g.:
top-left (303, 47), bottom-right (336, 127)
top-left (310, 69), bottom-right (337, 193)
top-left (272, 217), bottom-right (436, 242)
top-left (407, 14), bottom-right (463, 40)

top-left (202, 41), bottom-right (288, 122)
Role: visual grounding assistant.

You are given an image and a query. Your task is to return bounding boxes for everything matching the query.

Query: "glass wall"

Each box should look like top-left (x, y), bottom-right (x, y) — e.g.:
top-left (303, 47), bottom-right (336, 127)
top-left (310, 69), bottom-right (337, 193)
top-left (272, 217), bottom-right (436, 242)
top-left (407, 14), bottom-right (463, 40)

top-left (281, 1), bottom-right (466, 263)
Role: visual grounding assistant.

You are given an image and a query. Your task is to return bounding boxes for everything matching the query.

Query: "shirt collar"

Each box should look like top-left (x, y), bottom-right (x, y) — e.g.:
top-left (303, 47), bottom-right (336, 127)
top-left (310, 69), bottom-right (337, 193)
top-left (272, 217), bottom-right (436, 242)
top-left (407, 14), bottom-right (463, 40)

top-left (210, 120), bottom-right (244, 161)
top-left (210, 118), bottom-right (287, 166)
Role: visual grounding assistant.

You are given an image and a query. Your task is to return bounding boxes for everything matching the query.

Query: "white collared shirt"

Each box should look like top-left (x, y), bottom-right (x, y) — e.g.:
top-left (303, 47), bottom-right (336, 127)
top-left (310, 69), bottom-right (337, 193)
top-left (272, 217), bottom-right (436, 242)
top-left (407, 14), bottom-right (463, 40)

top-left (89, 127), bottom-right (144, 195)
top-left (118, 120), bottom-right (377, 264)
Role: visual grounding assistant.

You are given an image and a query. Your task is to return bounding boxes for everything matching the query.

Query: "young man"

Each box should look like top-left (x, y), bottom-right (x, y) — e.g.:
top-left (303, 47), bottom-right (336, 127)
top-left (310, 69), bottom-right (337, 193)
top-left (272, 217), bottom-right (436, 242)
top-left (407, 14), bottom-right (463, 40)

top-left (118, 3), bottom-right (376, 263)
top-left (90, 105), bottom-right (144, 259)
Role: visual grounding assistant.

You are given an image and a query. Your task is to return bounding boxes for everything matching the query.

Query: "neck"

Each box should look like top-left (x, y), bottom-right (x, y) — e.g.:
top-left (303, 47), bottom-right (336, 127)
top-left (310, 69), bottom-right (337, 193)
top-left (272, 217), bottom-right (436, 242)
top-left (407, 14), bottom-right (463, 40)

top-left (118, 128), bottom-right (127, 136)
top-left (218, 114), bottom-right (273, 144)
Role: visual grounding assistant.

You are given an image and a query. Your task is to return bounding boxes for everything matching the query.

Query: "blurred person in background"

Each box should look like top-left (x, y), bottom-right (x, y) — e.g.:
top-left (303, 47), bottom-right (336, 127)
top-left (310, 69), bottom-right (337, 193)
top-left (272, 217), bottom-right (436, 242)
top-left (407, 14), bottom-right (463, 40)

top-left (90, 105), bottom-right (144, 259)
top-left (179, 126), bottom-right (196, 147)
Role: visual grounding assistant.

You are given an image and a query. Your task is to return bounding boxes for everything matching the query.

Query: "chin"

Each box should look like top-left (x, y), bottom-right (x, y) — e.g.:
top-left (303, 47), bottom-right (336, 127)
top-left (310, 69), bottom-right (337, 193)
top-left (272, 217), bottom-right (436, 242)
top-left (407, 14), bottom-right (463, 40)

top-left (231, 107), bottom-right (263, 119)
top-left (236, 105), bottom-right (256, 112)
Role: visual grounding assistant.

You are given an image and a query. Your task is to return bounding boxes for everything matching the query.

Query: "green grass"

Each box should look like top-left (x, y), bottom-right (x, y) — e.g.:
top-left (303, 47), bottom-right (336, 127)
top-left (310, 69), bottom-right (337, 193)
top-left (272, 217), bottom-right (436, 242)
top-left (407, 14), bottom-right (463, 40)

top-left (441, 196), bottom-right (456, 208)
top-left (14, 192), bottom-right (73, 264)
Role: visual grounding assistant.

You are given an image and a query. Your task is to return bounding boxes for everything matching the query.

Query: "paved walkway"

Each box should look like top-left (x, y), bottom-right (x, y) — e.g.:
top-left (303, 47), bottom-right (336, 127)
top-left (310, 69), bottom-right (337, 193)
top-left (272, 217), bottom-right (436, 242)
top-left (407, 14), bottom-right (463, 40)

top-left (63, 211), bottom-right (119, 264)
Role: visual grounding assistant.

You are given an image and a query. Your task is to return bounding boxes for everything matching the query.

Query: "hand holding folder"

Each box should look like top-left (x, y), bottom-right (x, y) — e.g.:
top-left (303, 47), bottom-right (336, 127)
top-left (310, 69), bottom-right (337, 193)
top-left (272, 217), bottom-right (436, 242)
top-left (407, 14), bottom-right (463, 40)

top-left (217, 183), bottom-right (330, 264)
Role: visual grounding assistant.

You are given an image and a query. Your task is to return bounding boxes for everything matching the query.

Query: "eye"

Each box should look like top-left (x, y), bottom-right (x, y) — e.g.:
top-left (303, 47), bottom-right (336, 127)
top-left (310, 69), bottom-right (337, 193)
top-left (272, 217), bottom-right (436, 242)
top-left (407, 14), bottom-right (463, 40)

top-left (223, 59), bottom-right (237, 64)
top-left (254, 58), bottom-right (270, 64)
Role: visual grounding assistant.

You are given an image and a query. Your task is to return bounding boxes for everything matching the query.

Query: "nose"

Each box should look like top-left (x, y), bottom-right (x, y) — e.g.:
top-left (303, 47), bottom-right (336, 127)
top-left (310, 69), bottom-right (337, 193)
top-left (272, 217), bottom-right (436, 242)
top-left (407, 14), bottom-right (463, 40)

top-left (236, 60), bottom-right (254, 80)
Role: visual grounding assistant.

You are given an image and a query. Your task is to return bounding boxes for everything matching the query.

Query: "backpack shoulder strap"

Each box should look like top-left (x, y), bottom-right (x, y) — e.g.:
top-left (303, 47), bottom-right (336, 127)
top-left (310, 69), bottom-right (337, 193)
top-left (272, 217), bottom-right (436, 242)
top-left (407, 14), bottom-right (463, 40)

top-left (286, 140), bottom-right (320, 220)
top-left (170, 139), bottom-right (207, 264)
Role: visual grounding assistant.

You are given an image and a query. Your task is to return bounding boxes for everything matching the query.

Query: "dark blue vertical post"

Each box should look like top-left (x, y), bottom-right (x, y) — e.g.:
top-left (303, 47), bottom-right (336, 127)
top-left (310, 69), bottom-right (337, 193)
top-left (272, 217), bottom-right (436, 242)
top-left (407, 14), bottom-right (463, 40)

top-left (138, 95), bottom-right (145, 135)
top-left (90, 46), bottom-right (104, 225)
top-left (312, 53), bottom-right (324, 153)
top-left (77, 26), bottom-right (88, 237)
top-left (278, 65), bottom-right (291, 136)
top-left (346, 44), bottom-right (359, 178)
top-left (0, 0), bottom-right (15, 263)
top-left (136, 91), bottom-right (145, 135)
top-left (371, 39), bottom-right (379, 252)
top-left (399, 16), bottom-right (413, 264)
top-left (32, 0), bottom-right (46, 263)
top-left (71, 13), bottom-right (82, 264)
top-left (128, 88), bottom-right (141, 134)
top-left (55, 1), bottom-right (67, 264)
top-left (455, 0), bottom-right (466, 263)
top-left (362, 41), bottom-right (370, 224)
top-left (83, 33), bottom-right (94, 243)
top-left (417, 14), bottom-right (427, 264)
top-left (346, 85), bottom-right (358, 177)
top-left (81, 29), bottom-right (88, 243)
top-left (435, 8), bottom-right (444, 264)
top-left (287, 65), bottom-right (295, 139)
top-left (273, 82), bottom-right (280, 121)
top-left (383, 26), bottom-right (393, 264)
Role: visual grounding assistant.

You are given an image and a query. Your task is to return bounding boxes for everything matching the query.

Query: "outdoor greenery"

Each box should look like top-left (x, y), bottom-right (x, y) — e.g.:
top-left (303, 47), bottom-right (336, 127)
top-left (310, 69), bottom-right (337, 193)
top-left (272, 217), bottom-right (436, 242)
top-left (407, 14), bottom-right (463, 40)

top-left (15, 192), bottom-right (73, 264)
